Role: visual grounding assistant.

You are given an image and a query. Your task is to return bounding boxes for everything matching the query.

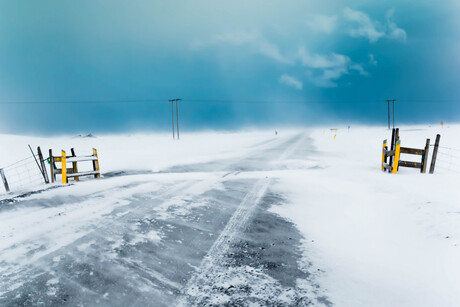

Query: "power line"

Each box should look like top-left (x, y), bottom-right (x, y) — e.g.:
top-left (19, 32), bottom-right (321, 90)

top-left (0, 98), bottom-right (459, 105)
top-left (0, 99), bottom-right (168, 105)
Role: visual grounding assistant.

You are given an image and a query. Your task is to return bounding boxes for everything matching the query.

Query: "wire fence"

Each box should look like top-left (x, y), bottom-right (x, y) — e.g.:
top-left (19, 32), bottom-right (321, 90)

top-left (431, 145), bottom-right (460, 174)
top-left (0, 155), bottom-right (46, 194)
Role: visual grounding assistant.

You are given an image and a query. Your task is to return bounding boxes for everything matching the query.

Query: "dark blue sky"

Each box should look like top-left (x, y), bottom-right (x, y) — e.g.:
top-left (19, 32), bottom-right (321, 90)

top-left (0, 0), bottom-right (459, 134)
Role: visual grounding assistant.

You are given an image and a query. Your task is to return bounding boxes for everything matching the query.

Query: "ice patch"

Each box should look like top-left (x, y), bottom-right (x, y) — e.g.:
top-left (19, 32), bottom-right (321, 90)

top-left (130, 230), bottom-right (162, 245)
top-left (46, 278), bottom-right (59, 296)
top-left (183, 265), bottom-right (315, 306)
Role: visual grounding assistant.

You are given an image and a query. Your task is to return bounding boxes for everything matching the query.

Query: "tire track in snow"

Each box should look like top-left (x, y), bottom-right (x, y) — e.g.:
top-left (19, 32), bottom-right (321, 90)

top-left (277, 133), bottom-right (309, 162)
top-left (178, 132), bottom-right (307, 305)
top-left (178, 177), bottom-right (271, 305)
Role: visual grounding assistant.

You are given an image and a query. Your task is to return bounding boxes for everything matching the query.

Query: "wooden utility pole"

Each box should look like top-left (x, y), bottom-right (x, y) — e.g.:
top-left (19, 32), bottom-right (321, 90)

top-left (169, 99), bottom-right (175, 139)
top-left (392, 99), bottom-right (396, 129)
top-left (175, 99), bottom-right (181, 140)
top-left (386, 100), bottom-right (391, 130)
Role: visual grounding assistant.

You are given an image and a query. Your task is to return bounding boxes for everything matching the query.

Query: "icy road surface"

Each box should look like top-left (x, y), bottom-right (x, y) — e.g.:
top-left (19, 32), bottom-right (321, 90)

top-left (0, 133), bottom-right (328, 306)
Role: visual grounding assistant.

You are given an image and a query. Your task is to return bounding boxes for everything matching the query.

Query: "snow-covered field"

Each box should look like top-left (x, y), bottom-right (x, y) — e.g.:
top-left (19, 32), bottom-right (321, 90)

top-left (0, 124), bottom-right (459, 306)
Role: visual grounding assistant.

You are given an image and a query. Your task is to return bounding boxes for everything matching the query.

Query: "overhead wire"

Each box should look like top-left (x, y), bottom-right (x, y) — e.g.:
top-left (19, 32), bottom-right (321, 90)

top-left (0, 98), bottom-right (459, 105)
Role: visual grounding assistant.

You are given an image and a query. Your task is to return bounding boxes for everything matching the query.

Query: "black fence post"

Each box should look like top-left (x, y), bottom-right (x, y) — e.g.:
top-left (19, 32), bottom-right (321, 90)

top-left (49, 149), bottom-right (55, 183)
top-left (421, 139), bottom-right (430, 173)
top-left (389, 128), bottom-right (396, 167)
top-left (37, 146), bottom-right (49, 184)
top-left (429, 134), bottom-right (441, 174)
top-left (0, 168), bottom-right (10, 192)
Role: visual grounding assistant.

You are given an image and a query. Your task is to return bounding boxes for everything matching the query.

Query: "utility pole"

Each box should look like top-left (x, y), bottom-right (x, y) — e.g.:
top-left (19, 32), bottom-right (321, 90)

top-left (175, 99), bottom-right (181, 140)
top-left (169, 99), bottom-right (175, 139)
top-left (392, 99), bottom-right (396, 129)
top-left (386, 100), bottom-right (391, 130)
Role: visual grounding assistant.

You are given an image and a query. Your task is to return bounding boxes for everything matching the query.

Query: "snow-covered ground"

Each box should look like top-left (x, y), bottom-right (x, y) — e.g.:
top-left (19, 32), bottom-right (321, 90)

top-left (0, 124), bottom-right (459, 306)
top-left (271, 125), bottom-right (460, 306)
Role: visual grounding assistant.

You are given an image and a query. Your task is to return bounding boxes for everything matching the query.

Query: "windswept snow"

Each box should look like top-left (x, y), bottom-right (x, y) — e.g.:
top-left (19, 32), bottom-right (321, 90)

top-left (0, 125), bottom-right (459, 306)
top-left (271, 125), bottom-right (460, 306)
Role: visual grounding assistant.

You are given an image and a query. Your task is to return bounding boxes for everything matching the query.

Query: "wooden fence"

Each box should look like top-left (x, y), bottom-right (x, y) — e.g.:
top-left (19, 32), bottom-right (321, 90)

top-left (49, 148), bottom-right (101, 184)
top-left (382, 128), bottom-right (441, 174)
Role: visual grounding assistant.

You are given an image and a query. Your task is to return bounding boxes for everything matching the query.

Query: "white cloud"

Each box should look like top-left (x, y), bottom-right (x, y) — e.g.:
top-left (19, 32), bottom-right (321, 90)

top-left (343, 8), bottom-right (385, 43)
top-left (343, 8), bottom-right (406, 43)
top-left (256, 40), bottom-right (293, 64)
top-left (299, 47), bottom-right (368, 87)
top-left (385, 9), bottom-right (407, 41)
top-left (305, 14), bottom-right (337, 34)
top-left (350, 63), bottom-right (369, 76)
top-left (298, 47), bottom-right (350, 69)
top-left (279, 74), bottom-right (303, 90)
top-left (194, 30), bottom-right (372, 89)
top-left (307, 67), bottom-right (348, 88)
top-left (199, 31), bottom-right (293, 64)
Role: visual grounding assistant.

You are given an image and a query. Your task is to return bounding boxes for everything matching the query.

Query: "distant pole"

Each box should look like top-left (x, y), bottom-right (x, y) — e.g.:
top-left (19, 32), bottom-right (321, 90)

top-left (386, 100), bottom-right (391, 130)
top-left (169, 99), bottom-right (175, 139)
top-left (176, 99), bottom-right (182, 140)
top-left (392, 99), bottom-right (396, 129)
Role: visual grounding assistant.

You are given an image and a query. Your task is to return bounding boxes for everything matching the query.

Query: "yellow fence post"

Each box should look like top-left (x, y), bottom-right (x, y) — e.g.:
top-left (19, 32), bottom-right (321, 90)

top-left (382, 139), bottom-right (387, 171)
top-left (92, 148), bottom-right (101, 178)
top-left (61, 150), bottom-right (67, 184)
top-left (392, 140), bottom-right (401, 174)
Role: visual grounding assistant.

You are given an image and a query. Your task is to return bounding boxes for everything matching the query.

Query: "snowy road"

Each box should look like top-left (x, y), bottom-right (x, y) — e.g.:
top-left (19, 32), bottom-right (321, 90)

top-left (0, 132), bottom-right (326, 306)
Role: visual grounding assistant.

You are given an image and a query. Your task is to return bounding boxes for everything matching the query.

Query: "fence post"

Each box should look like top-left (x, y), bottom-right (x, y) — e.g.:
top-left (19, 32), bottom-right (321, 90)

top-left (392, 139), bottom-right (401, 174)
top-left (49, 149), bottom-right (55, 183)
top-left (421, 139), bottom-right (430, 173)
top-left (28, 144), bottom-right (47, 184)
top-left (37, 146), bottom-right (49, 184)
top-left (61, 150), bottom-right (67, 184)
top-left (92, 148), bottom-right (100, 178)
top-left (389, 128), bottom-right (396, 167)
top-left (382, 139), bottom-right (388, 171)
top-left (70, 148), bottom-right (79, 181)
top-left (429, 134), bottom-right (441, 174)
top-left (0, 168), bottom-right (10, 192)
